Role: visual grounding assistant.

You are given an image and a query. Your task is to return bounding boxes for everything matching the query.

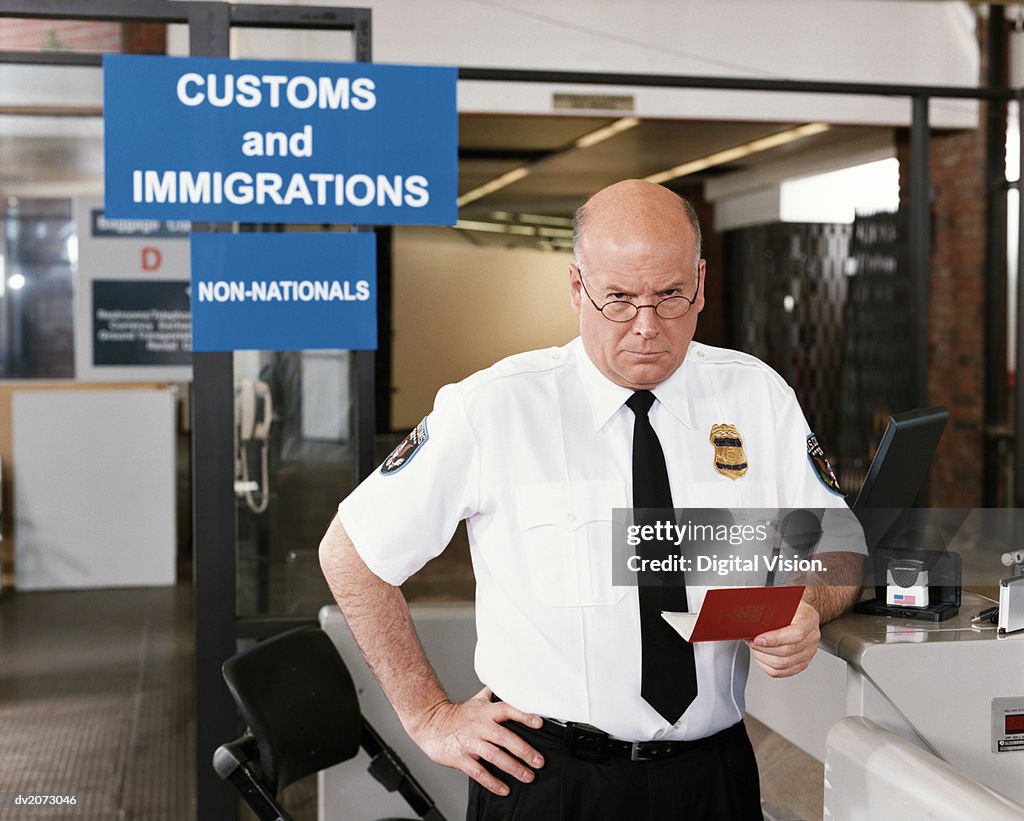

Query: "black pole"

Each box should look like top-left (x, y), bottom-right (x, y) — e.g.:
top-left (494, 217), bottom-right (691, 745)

top-left (910, 95), bottom-right (931, 412)
top-left (456, 65), bottom-right (1012, 101)
top-left (1015, 89), bottom-right (1024, 507)
top-left (353, 15), bottom-right (377, 480)
top-left (985, 7), bottom-right (1009, 506)
top-left (189, 6), bottom-right (237, 821)
top-left (374, 226), bottom-right (393, 435)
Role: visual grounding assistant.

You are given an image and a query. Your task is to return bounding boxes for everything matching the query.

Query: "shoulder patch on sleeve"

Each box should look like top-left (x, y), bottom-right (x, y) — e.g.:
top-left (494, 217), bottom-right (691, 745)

top-left (806, 433), bottom-right (844, 496)
top-left (381, 418), bottom-right (429, 475)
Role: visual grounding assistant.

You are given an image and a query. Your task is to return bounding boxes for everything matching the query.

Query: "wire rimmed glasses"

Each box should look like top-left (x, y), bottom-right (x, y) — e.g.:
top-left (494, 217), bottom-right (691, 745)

top-left (575, 266), bottom-right (701, 323)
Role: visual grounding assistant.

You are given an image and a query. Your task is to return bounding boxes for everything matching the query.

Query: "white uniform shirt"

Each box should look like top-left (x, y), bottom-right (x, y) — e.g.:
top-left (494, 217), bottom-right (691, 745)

top-left (339, 337), bottom-right (855, 742)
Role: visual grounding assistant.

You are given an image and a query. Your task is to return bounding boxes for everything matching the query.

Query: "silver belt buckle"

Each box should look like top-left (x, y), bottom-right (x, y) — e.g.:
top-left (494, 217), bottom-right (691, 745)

top-left (630, 741), bottom-right (647, 761)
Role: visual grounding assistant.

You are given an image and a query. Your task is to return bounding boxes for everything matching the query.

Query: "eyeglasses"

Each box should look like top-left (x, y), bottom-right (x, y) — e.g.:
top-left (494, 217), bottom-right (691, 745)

top-left (575, 266), bottom-right (701, 323)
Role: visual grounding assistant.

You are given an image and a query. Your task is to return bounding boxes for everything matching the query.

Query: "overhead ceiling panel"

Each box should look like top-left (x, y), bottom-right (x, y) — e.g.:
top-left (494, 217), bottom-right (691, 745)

top-left (455, 115), bottom-right (880, 219)
top-left (459, 114), bottom-right (614, 152)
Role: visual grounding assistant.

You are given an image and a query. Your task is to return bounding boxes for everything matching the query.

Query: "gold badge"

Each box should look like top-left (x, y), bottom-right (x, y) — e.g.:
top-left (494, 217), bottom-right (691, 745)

top-left (709, 423), bottom-right (748, 480)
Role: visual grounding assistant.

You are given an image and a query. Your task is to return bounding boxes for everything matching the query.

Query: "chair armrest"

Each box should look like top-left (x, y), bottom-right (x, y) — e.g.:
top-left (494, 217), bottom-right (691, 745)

top-left (213, 736), bottom-right (291, 821)
top-left (213, 735), bottom-right (260, 780)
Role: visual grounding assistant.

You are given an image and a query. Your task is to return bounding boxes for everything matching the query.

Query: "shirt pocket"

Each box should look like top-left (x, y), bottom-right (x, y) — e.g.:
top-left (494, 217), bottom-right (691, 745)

top-left (680, 481), bottom-right (781, 584)
top-left (515, 480), bottom-right (627, 607)
top-left (683, 480), bottom-right (779, 509)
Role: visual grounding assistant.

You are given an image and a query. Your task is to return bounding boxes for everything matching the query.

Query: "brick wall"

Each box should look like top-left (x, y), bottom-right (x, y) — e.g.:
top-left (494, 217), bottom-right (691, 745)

top-left (0, 20), bottom-right (166, 55)
top-left (896, 121), bottom-right (988, 507)
top-left (926, 128), bottom-right (987, 507)
top-left (123, 24), bottom-right (167, 55)
top-left (0, 19), bottom-right (122, 52)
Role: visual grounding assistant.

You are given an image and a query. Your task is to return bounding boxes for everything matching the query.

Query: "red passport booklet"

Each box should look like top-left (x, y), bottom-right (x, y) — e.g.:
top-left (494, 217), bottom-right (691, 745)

top-left (661, 586), bottom-right (805, 642)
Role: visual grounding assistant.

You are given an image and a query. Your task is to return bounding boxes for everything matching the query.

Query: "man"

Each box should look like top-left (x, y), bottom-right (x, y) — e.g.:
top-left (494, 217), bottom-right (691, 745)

top-left (320, 179), bottom-right (863, 820)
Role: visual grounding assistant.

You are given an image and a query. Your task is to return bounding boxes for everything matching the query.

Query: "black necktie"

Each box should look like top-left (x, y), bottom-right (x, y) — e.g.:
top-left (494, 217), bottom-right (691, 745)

top-left (626, 390), bottom-right (698, 724)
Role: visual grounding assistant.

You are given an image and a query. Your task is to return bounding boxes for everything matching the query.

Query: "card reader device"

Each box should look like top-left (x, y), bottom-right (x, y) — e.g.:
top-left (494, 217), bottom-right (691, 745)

top-left (886, 558), bottom-right (929, 608)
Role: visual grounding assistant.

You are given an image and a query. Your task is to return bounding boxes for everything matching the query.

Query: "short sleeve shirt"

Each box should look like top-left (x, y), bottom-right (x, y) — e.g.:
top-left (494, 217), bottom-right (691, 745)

top-left (339, 337), bottom-right (856, 742)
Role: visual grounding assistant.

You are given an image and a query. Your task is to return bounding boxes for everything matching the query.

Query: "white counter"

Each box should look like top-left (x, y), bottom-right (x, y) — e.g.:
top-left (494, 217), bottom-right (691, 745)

top-left (746, 591), bottom-right (1024, 808)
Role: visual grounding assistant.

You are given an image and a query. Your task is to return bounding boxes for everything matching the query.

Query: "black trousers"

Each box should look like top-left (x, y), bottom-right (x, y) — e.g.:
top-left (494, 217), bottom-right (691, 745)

top-left (467, 720), bottom-right (763, 821)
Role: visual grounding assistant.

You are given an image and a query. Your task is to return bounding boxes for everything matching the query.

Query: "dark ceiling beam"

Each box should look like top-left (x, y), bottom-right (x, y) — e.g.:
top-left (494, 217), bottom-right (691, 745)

top-left (459, 66), bottom-right (1014, 101)
top-left (459, 147), bottom-right (554, 162)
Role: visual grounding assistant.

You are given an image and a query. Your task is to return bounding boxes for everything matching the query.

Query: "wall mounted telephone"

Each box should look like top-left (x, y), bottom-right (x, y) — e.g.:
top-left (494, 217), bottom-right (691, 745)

top-left (235, 378), bottom-right (273, 514)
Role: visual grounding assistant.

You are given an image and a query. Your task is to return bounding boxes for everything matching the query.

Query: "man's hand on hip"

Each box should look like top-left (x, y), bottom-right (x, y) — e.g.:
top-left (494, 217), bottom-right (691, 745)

top-left (745, 599), bottom-right (820, 678)
top-left (408, 686), bottom-right (545, 796)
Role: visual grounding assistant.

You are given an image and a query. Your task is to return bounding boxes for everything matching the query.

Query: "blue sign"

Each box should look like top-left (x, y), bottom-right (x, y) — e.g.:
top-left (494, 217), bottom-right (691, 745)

top-left (190, 232), bottom-right (376, 351)
top-left (104, 55), bottom-right (457, 225)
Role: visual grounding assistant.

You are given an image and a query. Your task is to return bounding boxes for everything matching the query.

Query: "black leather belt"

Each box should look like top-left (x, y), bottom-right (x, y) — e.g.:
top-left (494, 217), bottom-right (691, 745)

top-left (542, 719), bottom-right (723, 763)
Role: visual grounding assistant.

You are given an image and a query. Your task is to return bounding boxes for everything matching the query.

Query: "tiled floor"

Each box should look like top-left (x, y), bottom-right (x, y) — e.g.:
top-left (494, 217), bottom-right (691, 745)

top-left (747, 715), bottom-right (824, 821)
top-left (0, 585), bottom-right (195, 820)
top-left (0, 579), bottom-right (822, 821)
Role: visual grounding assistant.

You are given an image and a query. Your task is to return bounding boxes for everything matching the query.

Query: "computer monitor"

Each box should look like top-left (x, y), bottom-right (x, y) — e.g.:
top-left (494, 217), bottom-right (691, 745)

top-left (853, 406), bottom-right (949, 511)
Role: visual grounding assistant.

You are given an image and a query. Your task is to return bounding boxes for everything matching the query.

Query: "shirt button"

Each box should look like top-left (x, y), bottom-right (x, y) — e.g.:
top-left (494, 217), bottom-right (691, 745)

top-left (551, 351), bottom-right (561, 360)
top-left (567, 513), bottom-right (577, 522)
top-left (697, 350), bottom-right (705, 357)
top-left (653, 729), bottom-right (665, 739)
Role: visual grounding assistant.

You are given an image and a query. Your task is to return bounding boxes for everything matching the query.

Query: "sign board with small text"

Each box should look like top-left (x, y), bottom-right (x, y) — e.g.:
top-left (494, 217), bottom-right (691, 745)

top-left (73, 196), bottom-right (192, 380)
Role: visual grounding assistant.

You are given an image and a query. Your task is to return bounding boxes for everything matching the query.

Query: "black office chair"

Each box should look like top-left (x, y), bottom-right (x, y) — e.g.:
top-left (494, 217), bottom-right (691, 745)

top-left (213, 625), bottom-right (446, 821)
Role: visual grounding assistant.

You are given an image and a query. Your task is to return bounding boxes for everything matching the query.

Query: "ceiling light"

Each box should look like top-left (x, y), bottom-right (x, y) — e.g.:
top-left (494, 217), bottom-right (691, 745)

top-left (574, 117), bottom-right (640, 149)
top-left (489, 212), bottom-right (574, 228)
top-left (457, 167), bottom-right (531, 208)
top-left (515, 213), bottom-right (574, 227)
top-left (457, 219), bottom-right (537, 236)
top-left (7, 273), bottom-right (26, 291)
top-left (644, 122), bottom-right (831, 185)
top-left (455, 219), bottom-right (572, 239)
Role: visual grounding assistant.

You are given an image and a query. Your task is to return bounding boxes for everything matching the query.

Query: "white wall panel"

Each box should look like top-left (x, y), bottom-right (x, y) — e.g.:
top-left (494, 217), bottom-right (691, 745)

top-left (13, 388), bottom-right (177, 590)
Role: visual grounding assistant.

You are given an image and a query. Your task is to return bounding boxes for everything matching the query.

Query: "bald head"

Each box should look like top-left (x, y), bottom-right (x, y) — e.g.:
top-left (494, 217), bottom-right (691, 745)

top-left (567, 179), bottom-right (706, 390)
top-left (572, 179), bottom-right (702, 273)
